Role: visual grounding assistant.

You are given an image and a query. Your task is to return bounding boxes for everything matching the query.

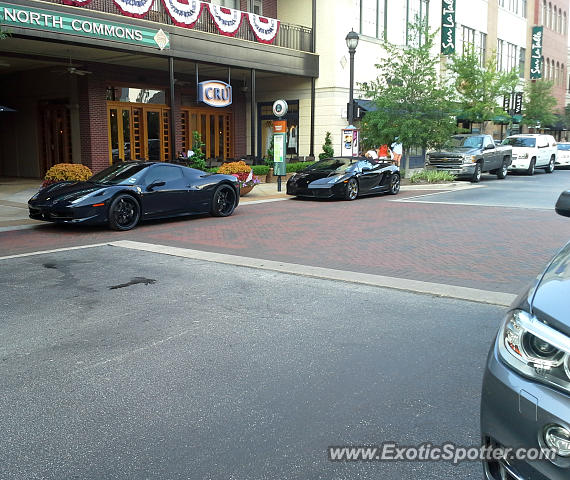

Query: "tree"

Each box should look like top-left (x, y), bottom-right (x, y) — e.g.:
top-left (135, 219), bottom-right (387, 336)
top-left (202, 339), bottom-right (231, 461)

top-left (448, 50), bottom-right (519, 133)
top-left (522, 80), bottom-right (557, 129)
top-left (360, 19), bottom-right (456, 173)
top-left (188, 131), bottom-right (207, 170)
top-left (319, 131), bottom-right (334, 160)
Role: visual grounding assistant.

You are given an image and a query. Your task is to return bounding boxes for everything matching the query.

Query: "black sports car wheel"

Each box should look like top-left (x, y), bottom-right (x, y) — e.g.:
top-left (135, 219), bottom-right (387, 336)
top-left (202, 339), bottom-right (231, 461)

top-left (344, 178), bottom-right (359, 200)
top-left (211, 184), bottom-right (237, 217)
top-left (389, 173), bottom-right (401, 195)
top-left (108, 194), bottom-right (140, 231)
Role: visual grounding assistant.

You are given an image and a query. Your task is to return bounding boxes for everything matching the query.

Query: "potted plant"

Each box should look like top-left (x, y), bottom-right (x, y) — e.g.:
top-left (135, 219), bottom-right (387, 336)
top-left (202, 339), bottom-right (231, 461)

top-left (218, 161), bottom-right (260, 196)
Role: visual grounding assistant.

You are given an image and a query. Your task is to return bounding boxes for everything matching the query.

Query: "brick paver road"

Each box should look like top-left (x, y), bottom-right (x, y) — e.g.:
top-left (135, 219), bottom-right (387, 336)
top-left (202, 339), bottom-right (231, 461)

top-left (1, 189), bottom-right (569, 294)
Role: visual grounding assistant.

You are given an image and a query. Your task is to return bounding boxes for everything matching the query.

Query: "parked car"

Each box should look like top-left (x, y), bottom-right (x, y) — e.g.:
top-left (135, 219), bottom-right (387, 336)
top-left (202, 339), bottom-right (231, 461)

top-left (28, 161), bottom-right (240, 231)
top-left (425, 134), bottom-right (512, 182)
top-left (480, 190), bottom-right (570, 480)
top-left (503, 134), bottom-right (557, 175)
top-left (556, 143), bottom-right (570, 167)
top-left (286, 157), bottom-right (400, 200)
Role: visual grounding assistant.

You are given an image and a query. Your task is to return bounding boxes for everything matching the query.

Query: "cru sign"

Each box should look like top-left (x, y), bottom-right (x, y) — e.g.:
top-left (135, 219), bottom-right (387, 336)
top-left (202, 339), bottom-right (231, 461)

top-left (198, 81), bottom-right (232, 108)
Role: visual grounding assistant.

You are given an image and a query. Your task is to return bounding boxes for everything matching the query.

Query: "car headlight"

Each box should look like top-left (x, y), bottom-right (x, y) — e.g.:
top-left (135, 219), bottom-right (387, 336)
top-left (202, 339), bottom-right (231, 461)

top-left (518, 153), bottom-right (529, 159)
top-left (462, 155), bottom-right (477, 163)
top-left (498, 310), bottom-right (570, 393)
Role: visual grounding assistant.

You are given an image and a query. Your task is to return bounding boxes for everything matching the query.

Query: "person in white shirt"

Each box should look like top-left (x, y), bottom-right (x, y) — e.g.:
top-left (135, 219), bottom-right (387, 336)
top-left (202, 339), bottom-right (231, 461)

top-left (391, 139), bottom-right (402, 166)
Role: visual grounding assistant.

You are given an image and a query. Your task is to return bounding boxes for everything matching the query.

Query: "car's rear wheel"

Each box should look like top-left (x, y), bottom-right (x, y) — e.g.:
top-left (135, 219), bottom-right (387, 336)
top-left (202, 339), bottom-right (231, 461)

top-left (471, 163), bottom-right (482, 183)
top-left (496, 159), bottom-right (508, 179)
top-left (527, 158), bottom-right (536, 176)
top-left (210, 184), bottom-right (237, 217)
top-left (389, 173), bottom-right (400, 195)
top-left (108, 194), bottom-right (140, 231)
top-left (344, 178), bottom-right (359, 200)
top-left (545, 156), bottom-right (555, 173)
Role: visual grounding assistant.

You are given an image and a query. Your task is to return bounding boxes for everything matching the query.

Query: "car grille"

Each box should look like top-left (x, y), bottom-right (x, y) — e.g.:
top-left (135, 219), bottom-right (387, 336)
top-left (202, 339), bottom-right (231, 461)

top-left (426, 156), bottom-right (463, 169)
top-left (29, 207), bottom-right (73, 221)
top-left (483, 438), bottom-right (525, 480)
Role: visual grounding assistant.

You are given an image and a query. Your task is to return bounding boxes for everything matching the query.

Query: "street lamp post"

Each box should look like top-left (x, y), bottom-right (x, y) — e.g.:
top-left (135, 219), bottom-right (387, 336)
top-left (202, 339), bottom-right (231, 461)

top-left (346, 30), bottom-right (359, 126)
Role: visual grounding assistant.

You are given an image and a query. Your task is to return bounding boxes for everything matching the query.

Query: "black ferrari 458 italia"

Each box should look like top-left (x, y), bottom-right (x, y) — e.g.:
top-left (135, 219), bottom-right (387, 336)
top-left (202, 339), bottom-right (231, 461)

top-left (286, 157), bottom-right (400, 200)
top-left (28, 162), bottom-right (240, 231)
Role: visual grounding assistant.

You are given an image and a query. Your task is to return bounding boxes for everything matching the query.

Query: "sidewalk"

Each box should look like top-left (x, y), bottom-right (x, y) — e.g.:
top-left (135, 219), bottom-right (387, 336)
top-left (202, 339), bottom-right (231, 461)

top-left (0, 176), bottom-right (478, 231)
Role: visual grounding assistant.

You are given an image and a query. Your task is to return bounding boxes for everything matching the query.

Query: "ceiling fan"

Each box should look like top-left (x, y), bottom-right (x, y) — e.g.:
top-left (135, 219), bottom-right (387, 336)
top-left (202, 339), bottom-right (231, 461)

top-left (52, 59), bottom-right (91, 76)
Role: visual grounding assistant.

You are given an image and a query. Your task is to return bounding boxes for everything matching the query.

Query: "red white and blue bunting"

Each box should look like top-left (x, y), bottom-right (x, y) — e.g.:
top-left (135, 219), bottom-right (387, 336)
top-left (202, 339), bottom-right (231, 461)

top-left (208, 4), bottom-right (243, 37)
top-left (247, 13), bottom-right (279, 44)
top-left (61, 0), bottom-right (93, 6)
top-left (113, 0), bottom-right (155, 18)
top-left (161, 0), bottom-right (204, 28)
top-left (61, 0), bottom-right (281, 45)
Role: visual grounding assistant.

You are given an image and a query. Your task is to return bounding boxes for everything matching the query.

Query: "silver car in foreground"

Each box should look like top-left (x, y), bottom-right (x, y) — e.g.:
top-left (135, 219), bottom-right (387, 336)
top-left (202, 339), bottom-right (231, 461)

top-left (481, 191), bottom-right (570, 480)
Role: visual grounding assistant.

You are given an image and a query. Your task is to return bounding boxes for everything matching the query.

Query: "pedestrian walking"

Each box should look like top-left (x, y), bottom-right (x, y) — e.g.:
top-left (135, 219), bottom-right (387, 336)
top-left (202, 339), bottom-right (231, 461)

top-left (391, 138), bottom-right (402, 166)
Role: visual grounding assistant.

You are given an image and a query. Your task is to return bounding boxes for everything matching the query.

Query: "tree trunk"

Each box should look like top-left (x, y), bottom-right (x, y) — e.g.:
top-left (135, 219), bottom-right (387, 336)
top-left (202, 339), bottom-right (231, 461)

top-left (482, 120), bottom-right (494, 135)
top-left (402, 148), bottom-right (410, 178)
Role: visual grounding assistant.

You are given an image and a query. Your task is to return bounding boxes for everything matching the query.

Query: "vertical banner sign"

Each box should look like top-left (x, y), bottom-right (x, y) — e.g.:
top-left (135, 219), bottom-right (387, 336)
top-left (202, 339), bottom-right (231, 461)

top-left (530, 26), bottom-right (543, 79)
top-left (503, 95), bottom-right (510, 112)
top-left (514, 92), bottom-right (523, 114)
top-left (273, 133), bottom-right (286, 175)
top-left (441, 0), bottom-right (456, 55)
top-left (341, 127), bottom-right (359, 157)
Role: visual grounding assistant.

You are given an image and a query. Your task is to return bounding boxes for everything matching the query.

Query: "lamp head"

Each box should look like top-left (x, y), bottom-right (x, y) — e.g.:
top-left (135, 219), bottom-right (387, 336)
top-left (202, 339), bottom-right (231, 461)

top-left (346, 29), bottom-right (359, 52)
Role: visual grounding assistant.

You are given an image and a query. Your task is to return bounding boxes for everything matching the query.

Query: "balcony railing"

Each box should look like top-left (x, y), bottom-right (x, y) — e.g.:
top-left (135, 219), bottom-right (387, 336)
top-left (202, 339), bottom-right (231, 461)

top-left (43, 0), bottom-right (314, 53)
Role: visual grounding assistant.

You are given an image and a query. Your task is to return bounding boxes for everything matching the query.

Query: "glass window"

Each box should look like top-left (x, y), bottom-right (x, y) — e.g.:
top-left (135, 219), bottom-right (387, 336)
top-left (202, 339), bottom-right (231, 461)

top-left (462, 26), bottom-right (476, 55)
top-left (521, 0), bottom-right (527, 18)
top-left (519, 47), bottom-right (526, 78)
top-left (90, 163), bottom-right (148, 185)
top-left (506, 42), bottom-right (517, 72)
top-left (360, 0), bottom-right (378, 38)
top-left (497, 39), bottom-right (505, 71)
top-left (477, 32), bottom-right (487, 66)
top-left (144, 165), bottom-right (184, 185)
top-left (108, 88), bottom-right (166, 105)
top-left (502, 137), bottom-right (536, 147)
top-left (248, 0), bottom-right (262, 15)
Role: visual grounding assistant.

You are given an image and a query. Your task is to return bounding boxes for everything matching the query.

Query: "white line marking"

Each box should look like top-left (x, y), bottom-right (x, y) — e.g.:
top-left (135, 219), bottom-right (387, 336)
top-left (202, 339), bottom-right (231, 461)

top-left (0, 243), bottom-right (110, 261)
top-left (109, 240), bottom-right (517, 307)
top-left (240, 197), bottom-right (289, 205)
top-left (396, 198), bottom-right (554, 210)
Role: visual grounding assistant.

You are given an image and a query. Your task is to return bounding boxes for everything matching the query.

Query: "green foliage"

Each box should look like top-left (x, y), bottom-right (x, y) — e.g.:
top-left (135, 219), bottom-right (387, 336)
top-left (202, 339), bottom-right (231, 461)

top-left (252, 165), bottom-right (270, 176)
top-left (188, 131), bottom-right (207, 171)
top-left (286, 161), bottom-right (316, 173)
top-left (360, 18), bottom-right (457, 172)
top-left (264, 136), bottom-right (275, 167)
top-left (206, 167), bottom-right (219, 173)
top-left (319, 131), bottom-right (335, 160)
top-left (522, 80), bottom-right (557, 127)
top-left (0, 28), bottom-right (9, 40)
top-left (448, 50), bottom-right (519, 127)
top-left (410, 169), bottom-right (456, 184)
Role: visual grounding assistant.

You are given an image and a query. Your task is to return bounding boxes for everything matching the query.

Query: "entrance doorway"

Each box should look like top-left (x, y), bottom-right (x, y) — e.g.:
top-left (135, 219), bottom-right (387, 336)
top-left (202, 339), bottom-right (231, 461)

top-left (181, 107), bottom-right (232, 161)
top-left (107, 102), bottom-right (171, 163)
top-left (39, 102), bottom-right (72, 176)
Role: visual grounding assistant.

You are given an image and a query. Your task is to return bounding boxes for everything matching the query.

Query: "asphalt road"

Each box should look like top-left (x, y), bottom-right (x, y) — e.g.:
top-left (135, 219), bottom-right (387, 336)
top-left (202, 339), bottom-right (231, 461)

top-left (0, 246), bottom-right (503, 480)
top-left (399, 167), bottom-right (570, 210)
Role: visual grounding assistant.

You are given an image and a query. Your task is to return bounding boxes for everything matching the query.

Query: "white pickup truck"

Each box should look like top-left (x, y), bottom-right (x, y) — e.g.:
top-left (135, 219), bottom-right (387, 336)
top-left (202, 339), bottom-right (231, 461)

top-left (503, 134), bottom-right (557, 175)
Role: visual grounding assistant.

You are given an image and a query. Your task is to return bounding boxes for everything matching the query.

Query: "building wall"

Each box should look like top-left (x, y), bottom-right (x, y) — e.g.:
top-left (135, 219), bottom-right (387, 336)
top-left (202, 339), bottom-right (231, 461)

top-left (277, 0), bottom-right (311, 27)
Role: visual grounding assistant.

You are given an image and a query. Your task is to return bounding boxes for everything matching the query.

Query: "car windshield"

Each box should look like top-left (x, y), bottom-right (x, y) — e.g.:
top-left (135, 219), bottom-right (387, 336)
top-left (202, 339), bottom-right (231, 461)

top-left (502, 137), bottom-right (536, 147)
top-left (304, 158), bottom-right (353, 173)
top-left (558, 144), bottom-right (570, 151)
top-left (89, 163), bottom-right (148, 185)
top-left (446, 136), bottom-right (484, 148)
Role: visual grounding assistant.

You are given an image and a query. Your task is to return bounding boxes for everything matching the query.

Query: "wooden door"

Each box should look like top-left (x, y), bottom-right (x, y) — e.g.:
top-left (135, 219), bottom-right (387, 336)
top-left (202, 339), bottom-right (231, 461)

top-left (39, 103), bottom-right (72, 175)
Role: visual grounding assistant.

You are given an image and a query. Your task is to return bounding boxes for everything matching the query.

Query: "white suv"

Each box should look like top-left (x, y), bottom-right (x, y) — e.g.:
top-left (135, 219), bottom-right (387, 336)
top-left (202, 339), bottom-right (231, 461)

top-left (502, 134), bottom-right (557, 175)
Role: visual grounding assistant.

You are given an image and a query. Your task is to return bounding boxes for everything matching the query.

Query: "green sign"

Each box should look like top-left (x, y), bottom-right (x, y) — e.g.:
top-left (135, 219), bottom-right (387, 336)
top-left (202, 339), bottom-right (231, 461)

top-left (441, 0), bottom-right (456, 55)
top-left (0, 2), bottom-right (170, 50)
top-left (530, 26), bottom-right (543, 79)
top-left (273, 132), bottom-right (286, 176)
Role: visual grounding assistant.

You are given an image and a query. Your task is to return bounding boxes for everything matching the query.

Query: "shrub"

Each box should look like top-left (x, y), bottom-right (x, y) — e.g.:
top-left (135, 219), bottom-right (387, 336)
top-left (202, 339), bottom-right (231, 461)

top-left (43, 163), bottom-right (92, 187)
top-left (218, 161), bottom-right (252, 175)
top-left (188, 131), bottom-right (207, 171)
top-left (286, 161), bottom-right (315, 173)
top-left (319, 131), bottom-right (335, 160)
top-left (252, 165), bottom-right (270, 176)
top-left (409, 169), bottom-right (456, 184)
top-left (206, 167), bottom-right (219, 174)
top-left (264, 136), bottom-right (275, 167)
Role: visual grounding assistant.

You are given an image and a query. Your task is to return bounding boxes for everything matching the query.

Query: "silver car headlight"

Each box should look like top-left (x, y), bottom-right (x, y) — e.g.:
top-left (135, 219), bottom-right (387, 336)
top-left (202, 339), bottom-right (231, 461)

top-left (498, 310), bottom-right (570, 393)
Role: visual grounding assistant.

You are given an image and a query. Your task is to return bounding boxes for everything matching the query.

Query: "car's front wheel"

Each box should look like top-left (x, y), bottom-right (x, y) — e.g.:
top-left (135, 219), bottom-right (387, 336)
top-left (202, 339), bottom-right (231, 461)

top-left (389, 173), bottom-right (400, 195)
top-left (545, 156), bottom-right (555, 173)
top-left (471, 163), bottom-right (482, 183)
top-left (210, 184), bottom-right (237, 217)
top-left (344, 178), bottom-right (359, 200)
top-left (527, 158), bottom-right (536, 176)
top-left (108, 194), bottom-right (140, 231)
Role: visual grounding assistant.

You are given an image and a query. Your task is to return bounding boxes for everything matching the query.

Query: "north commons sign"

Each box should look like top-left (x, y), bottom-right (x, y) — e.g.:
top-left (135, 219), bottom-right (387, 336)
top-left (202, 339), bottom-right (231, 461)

top-left (0, 2), bottom-right (170, 50)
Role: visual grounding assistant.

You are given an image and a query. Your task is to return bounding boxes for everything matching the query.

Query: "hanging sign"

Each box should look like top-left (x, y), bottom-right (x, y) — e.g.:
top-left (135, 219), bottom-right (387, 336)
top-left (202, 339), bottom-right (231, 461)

top-left (113, 0), bottom-right (154, 18)
top-left (198, 80), bottom-right (232, 107)
top-left (441, 0), bottom-right (456, 55)
top-left (247, 13), bottom-right (279, 44)
top-left (208, 4), bottom-right (243, 36)
top-left (514, 92), bottom-right (523, 115)
top-left (0, 2), bottom-right (170, 49)
top-left (161, 0), bottom-right (203, 28)
top-left (530, 26), bottom-right (543, 79)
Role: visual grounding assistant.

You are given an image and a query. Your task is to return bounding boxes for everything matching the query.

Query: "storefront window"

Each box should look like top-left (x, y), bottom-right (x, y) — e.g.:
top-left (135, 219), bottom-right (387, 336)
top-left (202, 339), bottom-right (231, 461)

top-left (106, 87), bottom-right (166, 104)
top-left (258, 100), bottom-right (299, 160)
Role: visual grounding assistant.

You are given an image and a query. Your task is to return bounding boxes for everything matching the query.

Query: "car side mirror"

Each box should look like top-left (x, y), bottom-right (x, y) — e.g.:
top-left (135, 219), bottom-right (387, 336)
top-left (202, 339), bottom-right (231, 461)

top-left (361, 166), bottom-right (371, 172)
top-left (484, 144), bottom-right (494, 150)
top-left (147, 181), bottom-right (166, 191)
top-left (555, 191), bottom-right (570, 218)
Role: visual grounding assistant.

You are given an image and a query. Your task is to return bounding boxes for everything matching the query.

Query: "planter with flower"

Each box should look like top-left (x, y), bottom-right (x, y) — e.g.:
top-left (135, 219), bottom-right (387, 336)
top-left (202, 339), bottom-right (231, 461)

top-left (218, 161), bottom-right (260, 196)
